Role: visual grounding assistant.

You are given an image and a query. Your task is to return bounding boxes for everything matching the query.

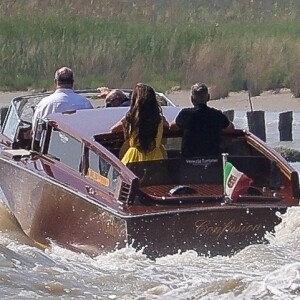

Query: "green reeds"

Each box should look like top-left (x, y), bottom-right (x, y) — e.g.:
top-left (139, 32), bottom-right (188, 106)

top-left (0, 0), bottom-right (299, 96)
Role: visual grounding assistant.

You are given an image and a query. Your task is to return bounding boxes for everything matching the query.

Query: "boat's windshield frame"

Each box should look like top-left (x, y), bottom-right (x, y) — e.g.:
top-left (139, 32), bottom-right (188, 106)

top-left (0, 89), bottom-right (176, 143)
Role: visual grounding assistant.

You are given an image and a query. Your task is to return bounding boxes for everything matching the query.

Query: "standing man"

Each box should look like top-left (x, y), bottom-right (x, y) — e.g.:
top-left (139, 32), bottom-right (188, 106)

top-left (32, 66), bottom-right (93, 127)
top-left (170, 83), bottom-right (234, 157)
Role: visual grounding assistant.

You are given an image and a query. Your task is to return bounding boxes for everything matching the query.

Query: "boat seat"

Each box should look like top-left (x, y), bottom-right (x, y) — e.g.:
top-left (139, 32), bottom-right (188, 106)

top-left (166, 149), bottom-right (181, 159)
top-left (139, 183), bottom-right (224, 203)
top-left (127, 157), bottom-right (223, 186)
top-left (12, 124), bottom-right (32, 149)
top-left (139, 183), bottom-right (283, 204)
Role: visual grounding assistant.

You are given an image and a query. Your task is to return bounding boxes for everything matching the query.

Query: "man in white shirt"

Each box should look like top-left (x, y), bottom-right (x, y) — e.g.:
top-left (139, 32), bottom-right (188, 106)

top-left (32, 66), bottom-right (93, 127)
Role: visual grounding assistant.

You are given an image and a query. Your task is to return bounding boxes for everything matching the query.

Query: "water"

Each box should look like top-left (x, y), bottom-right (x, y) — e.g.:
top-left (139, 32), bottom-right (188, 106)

top-left (1, 111), bottom-right (300, 299)
top-left (233, 111), bottom-right (300, 149)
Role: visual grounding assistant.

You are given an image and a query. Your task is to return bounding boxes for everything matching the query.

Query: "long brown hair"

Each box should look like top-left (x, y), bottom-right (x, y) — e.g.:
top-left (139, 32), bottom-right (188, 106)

top-left (124, 83), bottom-right (162, 152)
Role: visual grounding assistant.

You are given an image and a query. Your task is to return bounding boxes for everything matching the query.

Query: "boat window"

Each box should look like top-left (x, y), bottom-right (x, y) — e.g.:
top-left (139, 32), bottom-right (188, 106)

top-left (88, 149), bottom-right (121, 191)
top-left (47, 130), bottom-right (82, 170)
top-left (1, 95), bottom-right (41, 141)
top-left (1, 106), bottom-right (20, 140)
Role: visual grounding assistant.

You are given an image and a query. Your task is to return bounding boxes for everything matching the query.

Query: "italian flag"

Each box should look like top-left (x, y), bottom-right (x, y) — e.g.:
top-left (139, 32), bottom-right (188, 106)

top-left (224, 162), bottom-right (253, 202)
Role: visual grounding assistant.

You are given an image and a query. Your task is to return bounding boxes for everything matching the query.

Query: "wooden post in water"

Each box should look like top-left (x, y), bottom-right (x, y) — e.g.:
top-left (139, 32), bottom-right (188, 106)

top-left (246, 110), bottom-right (266, 142)
top-left (223, 110), bottom-right (234, 122)
top-left (278, 111), bottom-right (293, 141)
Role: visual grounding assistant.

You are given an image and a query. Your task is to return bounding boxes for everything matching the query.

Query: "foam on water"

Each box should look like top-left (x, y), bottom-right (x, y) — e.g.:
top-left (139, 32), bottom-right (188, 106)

top-left (1, 113), bottom-right (300, 299)
top-left (1, 203), bottom-right (300, 299)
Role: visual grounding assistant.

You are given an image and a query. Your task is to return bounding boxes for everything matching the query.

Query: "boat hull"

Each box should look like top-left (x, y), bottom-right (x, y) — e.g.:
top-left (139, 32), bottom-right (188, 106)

top-left (0, 157), bottom-right (286, 258)
top-left (0, 90), bottom-right (299, 259)
top-left (127, 206), bottom-right (284, 258)
top-left (0, 158), bottom-right (127, 255)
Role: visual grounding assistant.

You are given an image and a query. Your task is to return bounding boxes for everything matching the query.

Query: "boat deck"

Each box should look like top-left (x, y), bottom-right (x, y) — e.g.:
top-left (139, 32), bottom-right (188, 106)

top-left (139, 184), bottom-right (283, 203)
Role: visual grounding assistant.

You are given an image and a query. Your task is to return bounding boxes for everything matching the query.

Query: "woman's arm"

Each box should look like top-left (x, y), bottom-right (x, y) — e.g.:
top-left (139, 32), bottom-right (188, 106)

top-left (111, 117), bottom-right (125, 133)
top-left (162, 115), bottom-right (170, 129)
top-left (169, 121), bottom-right (180, 131)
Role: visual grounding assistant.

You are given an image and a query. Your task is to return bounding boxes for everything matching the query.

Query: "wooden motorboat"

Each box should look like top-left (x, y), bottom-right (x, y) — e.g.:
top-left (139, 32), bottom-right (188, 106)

top-left (0, 90), bottom-right (299, 258)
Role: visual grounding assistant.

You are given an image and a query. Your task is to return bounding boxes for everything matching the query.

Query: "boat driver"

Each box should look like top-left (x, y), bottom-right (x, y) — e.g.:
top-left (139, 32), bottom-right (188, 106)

top-left (32, 66), bottom-right (93, 129)
top-left (31, 67), bottom-right (93, 150)
top-left (170, 82), bottom-right (234, 157)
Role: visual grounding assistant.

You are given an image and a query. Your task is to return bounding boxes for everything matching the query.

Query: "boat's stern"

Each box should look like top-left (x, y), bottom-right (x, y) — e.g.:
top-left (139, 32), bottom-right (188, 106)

top-left (126, 204), bottom-right (286, 258)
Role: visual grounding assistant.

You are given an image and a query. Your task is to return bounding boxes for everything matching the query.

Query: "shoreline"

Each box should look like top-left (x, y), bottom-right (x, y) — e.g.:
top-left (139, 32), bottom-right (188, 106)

top-left (0, 91), bottom-right (26, 106)
top-left (0, 89), bottom-right (299, 112)
top-left (168, 88), bottom-right (300, 112)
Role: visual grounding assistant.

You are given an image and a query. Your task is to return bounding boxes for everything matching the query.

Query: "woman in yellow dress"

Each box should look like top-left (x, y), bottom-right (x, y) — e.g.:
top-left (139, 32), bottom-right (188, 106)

top-left (111, 83), bottom-right (169, 165)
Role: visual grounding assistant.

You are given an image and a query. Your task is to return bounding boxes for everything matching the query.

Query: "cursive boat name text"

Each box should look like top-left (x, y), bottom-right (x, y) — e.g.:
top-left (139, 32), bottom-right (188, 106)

top-left (195, 219), bottom-right (262, 239)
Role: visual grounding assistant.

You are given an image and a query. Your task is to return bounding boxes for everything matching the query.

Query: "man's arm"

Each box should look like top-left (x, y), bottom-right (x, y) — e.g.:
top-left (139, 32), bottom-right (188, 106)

top-left (222, 121), bottom-right (235, 133)
top-left (169, 109), bottom-right (186, 131)
top-left (162, 115), bottom-right (170, 129)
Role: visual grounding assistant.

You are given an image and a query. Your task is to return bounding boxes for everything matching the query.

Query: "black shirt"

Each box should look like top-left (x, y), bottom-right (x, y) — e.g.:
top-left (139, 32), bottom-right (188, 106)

top-left (175, 104), bottom-right (230, 157)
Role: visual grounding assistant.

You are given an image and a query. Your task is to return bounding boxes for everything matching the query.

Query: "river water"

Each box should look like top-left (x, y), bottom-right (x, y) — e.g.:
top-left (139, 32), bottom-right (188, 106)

top-left (1, 111), bottom-right (300, 299)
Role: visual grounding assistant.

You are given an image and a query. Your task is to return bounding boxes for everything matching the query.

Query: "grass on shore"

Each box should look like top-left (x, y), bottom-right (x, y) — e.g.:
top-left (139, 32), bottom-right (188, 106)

top-left (0, 1), bottom-right (300, 98)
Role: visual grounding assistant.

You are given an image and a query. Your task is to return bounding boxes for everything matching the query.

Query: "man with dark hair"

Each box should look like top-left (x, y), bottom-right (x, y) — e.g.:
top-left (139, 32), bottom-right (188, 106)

top-left (32, 66), bottom-right (93, 127)
top-left (105, 89), bottom-right (130, 107)
top-left (170, 83), bottom-right (234, 157)
top-left (97, 87), bottom-right (130, 107)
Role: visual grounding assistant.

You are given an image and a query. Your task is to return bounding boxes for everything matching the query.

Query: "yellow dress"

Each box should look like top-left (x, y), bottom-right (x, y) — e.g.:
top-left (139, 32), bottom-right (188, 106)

top-left (121, 120), bottom-right (166, 164)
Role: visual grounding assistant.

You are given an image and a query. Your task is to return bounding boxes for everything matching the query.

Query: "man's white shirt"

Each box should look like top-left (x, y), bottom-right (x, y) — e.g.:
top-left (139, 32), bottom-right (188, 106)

top-left (32, 88), bottom-right (93, 127)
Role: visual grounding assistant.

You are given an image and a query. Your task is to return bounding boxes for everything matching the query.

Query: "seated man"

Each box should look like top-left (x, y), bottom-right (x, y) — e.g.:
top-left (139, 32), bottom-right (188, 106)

top-left (97, 87), bottom-right (130, 107)
top-left (170, 83), bottom-right (234, 157)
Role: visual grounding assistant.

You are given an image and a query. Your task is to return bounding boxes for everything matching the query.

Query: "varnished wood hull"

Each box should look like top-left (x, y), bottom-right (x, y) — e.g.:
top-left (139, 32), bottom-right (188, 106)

top-left (0, 157), bottom-right (287, 258)
top-left (127, 206), bottom-right (285, 258)
top-left (0, 92), bottom-right (298, 258)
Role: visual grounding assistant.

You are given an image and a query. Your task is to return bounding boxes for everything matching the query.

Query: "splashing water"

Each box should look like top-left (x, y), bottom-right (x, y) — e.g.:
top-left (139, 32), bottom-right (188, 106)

top-left (1, 112), bottom-right (300, 299)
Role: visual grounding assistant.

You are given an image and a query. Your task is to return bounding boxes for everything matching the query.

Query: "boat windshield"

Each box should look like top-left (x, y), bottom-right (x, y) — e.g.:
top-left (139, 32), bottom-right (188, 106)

top-left (1, 89), bottom-right (176, 145)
